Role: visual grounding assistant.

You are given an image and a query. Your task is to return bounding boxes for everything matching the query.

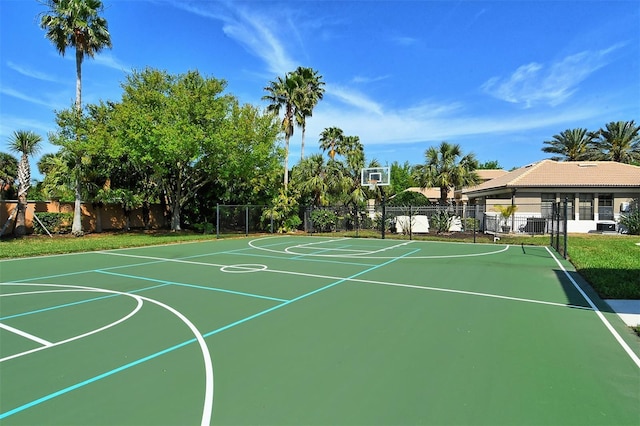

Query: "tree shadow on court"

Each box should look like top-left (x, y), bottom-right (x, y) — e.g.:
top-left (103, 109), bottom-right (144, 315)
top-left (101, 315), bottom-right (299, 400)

top-left (553, 269), bottom-right (616, 313)
top-left (554, 267), bottom-right (640, 325)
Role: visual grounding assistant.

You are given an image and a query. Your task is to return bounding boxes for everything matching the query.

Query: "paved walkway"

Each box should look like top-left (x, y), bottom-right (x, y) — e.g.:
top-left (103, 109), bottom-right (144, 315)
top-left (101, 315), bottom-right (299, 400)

top-left (606, 299), bottom-right (640, 327)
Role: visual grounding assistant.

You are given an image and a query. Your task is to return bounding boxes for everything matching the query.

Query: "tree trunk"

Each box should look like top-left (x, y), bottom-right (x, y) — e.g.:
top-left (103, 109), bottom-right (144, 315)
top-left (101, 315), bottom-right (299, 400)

top-left (75, 49), bottom-right (83, 112)
top-left (300, 124), bottom-right (306, 161)
top-left (440, 187), bottom-right (449, 206)
top-left (171, 200), bottom-right (181, 231)
top-left (72, 180), bottom-right (84, 236)
top-left (284, 134), bottom-right (290, 191)
top-left (14, 195), bottom-right (27, 237)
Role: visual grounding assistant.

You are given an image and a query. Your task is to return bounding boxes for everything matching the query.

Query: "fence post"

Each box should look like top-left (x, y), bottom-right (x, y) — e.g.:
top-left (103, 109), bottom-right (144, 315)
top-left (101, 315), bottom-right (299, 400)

top-left (216, 203), bottom-right (220, 239)
top-left (245, 206), bottom-right (249, 236)
top-left (408, 205), bottom-right (412, 240)
top-left (563, 198), bottom-right (568, 258)
top-left (270, 208), bottom-right (274, 234)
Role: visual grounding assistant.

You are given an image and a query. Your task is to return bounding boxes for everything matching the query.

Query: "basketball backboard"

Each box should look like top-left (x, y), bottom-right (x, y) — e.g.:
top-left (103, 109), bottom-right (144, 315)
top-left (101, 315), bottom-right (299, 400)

top-left (361, 167), bottom-right (390, 188)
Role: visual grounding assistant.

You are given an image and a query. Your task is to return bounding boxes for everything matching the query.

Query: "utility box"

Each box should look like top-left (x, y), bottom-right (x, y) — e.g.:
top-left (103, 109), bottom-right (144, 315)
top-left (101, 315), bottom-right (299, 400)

top-left (596, 222), bottom-right (616, 232)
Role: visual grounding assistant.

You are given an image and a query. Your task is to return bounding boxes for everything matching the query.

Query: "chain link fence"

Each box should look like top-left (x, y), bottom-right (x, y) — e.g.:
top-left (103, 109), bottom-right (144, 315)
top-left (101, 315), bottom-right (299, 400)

top-left (212, 202), bottom-right (568, 258)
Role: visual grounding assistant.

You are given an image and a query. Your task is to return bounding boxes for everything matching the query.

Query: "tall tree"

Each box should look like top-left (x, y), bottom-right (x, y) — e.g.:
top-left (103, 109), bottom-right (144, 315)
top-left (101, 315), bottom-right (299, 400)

top-left (7, 131), bottom-right (42, 236)
top-left (319, 127), bottom-right (344, 160)
top-left (263, 72), bottom-right (303, 190)
top-left (390, 161), bottom-right (415, 196)
top-left (542, 128), bottom-right (596, 161)
top-left (413, 141), bottom-right (479, 205)
top-left (291, 154), bottom-right (331, 207)
top-left (114, 69), bottom-right (232, 231)
top-left (592, 120), bottom-right (640, 164)
top-left (293, 67), bottom-right (325, 161)
top-left (49, 107), bottom-right (109, 235)
top-left (477, 160), bottom-right (503, 169)
top-left (40, 0), bottom-right (112, 113)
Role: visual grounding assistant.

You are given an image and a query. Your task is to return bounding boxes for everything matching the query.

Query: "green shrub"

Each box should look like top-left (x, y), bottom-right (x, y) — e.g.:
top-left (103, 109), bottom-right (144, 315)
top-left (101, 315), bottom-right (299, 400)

top-left (618, 201), bottom-right (640, 235)
top-left (311, 209), bottom-right (337, 232)
top-left (430, 210), bottom-right (453, 233)
top-left (462, 217), bottom-right (480, 231)
top-left (34, 212), bottom-right (73, 234)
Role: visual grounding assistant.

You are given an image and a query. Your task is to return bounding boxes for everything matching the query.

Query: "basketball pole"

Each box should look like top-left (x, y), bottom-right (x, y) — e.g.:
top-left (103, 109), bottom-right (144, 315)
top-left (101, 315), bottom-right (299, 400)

top-left (381, 185), bottom-right (386, 240)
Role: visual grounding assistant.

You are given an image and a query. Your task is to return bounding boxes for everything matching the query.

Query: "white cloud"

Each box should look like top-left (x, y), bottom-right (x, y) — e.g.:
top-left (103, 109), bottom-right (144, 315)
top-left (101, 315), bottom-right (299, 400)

top-left (160, 0), bottom-right (297, 76)
top-left (0, 115), bottom-right (55, 140)
top-left (7, 61), bottom-right (60, 83)
top-left (221, 9), bottom-right (297, 75)
top-left (90, 53), bottom-right (132, 73)
top-left (0, 87), bottom-right (66, 110)
top-left (481, 44), bottom-right (624, 107)
top-left (352, 75), bottom-right (390, 84)
top-left (302, 97), bottom-right (607, 152)
top-left (325, 85), bottom-right (384, 116)
top-left (391, 36), bottom-right (418, 46)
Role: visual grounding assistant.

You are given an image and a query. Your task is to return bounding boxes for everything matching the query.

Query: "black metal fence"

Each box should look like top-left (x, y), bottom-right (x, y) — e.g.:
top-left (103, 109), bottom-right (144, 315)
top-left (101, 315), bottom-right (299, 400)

top-left (549, 201), bottom-right (568, 258)
top-left (213, 202), bottom-right (569, 257)
top-left (215, 204), bottom-right (273, 237)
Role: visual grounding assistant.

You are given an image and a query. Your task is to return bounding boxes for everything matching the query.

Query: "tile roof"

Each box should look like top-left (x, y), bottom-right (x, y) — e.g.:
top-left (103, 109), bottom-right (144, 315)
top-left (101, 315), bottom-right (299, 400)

top-left (476, 169), bottom-right (508, 181)
top-left (463, 160), bottom-right (640, 193)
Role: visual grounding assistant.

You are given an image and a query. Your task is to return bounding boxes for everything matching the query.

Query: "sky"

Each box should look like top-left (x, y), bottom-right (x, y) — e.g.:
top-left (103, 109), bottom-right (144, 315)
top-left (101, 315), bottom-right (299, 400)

top-left (1, 0), bottom-right (639, 180)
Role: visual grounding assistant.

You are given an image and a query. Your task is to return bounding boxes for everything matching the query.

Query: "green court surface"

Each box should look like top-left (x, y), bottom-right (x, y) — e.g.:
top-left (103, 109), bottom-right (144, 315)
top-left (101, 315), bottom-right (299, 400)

top-left (1, 236), bottom-right (638, 425)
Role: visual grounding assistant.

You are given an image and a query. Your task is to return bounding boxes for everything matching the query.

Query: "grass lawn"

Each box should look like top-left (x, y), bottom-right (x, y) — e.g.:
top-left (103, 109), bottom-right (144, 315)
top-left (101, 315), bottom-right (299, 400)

top-left (1, 231), bottom-right (638, 299)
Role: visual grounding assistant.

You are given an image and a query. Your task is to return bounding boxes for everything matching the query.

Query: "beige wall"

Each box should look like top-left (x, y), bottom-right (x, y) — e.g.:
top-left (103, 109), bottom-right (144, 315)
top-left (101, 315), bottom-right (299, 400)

top-left (1, 201), bottom-right (167, 234)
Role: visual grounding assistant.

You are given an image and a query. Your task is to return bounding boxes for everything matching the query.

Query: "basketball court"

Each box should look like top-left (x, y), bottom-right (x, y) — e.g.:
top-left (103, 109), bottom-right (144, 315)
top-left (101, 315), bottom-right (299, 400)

top-left (1, 236), bottom-right (639, 425)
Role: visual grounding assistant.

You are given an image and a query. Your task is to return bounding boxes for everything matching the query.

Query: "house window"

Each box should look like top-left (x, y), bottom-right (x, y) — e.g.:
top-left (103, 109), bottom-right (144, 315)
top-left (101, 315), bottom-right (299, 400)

top-left (559, 193), bottom-right (575, 220)
top-left (541, 193), bottom-right (555, 218)
top-left (579, 194), bottom-right (594, 220)
top-left (598, 194), bottom-right (614, 220)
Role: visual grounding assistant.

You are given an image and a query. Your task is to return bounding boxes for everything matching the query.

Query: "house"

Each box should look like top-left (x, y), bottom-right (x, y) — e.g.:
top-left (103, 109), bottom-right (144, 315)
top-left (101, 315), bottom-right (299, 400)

top-left (405, 169), bottom-right (508, 204)
top-left (461, 160), bottom-right (640, 233)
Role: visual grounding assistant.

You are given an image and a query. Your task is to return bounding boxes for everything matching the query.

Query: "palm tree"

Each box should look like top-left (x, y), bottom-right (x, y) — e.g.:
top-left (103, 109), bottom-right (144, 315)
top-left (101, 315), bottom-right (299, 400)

top-left (592, 120), bottom-right (640, 164)
top-left (293, 67), bottom-right (325, 161)
top-left (7, 131), bottom-right (42, 236)
top-left (413, 141), bottom-right (479, 205)
top-left (263, 72), bottom-right (303, 190)
top-left (542, 128), bottom-right (596, 161)
top-left (319, 127), bottom-right (344, 160)
top-left (40, 0), bottom-right (112, 113)
top-left (291, 154), bottom-right (330, 207)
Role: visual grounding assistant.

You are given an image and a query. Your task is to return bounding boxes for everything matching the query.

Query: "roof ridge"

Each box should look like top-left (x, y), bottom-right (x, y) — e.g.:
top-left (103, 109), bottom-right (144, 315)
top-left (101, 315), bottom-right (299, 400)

top-left (508, 159), bottom-right (548, 186)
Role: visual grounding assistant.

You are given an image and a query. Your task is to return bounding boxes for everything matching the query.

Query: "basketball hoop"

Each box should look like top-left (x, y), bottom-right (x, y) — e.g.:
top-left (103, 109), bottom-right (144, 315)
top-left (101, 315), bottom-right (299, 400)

top-left (368, 179), bottom-right (378, 191)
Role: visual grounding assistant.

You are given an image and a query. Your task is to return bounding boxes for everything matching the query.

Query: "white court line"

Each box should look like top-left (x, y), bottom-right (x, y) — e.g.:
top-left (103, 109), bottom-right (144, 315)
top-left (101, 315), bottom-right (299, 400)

top-left (0, 322), bottom-right (53, 347)
top-left (0, 287), bottom-right (143, 363)
top-left (0, 282), bottom-right (214, 425)
top-left (258, 266), bottom-right (591, 311)
top-left (249, 236), bottom-right (510, 259)
top-left (545, 247), bottom-right (640, 369)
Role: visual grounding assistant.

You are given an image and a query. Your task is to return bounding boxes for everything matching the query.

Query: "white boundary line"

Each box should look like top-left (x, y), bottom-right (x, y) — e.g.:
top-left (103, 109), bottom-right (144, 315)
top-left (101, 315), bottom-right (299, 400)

top-left (249, 236), bottom-right (510, 259)
top-left (0, 283), bottom-right (215, 425)
top-left (0, 322), bottom-right (53, 347)
top-left (545, 247), bottom-right (640, 369)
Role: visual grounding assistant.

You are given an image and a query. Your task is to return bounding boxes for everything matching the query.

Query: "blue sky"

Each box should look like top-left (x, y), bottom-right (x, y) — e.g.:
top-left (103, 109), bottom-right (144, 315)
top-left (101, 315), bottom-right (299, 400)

top-left (1, 0), bottom-right (639, 178)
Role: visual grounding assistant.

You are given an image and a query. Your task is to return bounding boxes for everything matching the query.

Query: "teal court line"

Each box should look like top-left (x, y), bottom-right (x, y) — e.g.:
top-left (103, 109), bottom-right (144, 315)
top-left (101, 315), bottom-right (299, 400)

top-left (0, 249), bottom-right (418, 421)
top-left (0, 239), bottom-right (346, 323)
top-left (0, 283), bottom-right (169, 321)
top-left (96, 270), bottom-right (287, 302)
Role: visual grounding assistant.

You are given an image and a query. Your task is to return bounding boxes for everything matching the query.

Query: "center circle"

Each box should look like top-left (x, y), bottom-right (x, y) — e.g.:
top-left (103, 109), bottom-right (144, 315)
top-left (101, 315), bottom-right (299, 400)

top-left (220, 264), bottom-right (268, 273)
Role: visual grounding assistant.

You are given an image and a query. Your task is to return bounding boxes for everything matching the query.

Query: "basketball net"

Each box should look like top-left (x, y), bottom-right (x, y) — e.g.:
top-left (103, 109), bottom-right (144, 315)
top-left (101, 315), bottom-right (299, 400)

top-left (368, 179), bottom-right (378, 191)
